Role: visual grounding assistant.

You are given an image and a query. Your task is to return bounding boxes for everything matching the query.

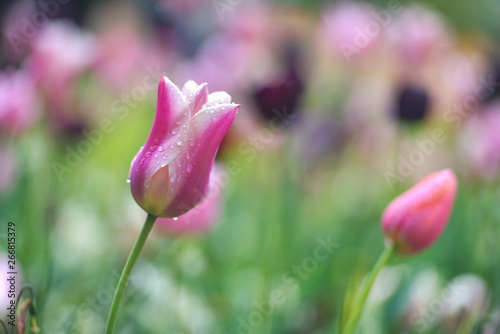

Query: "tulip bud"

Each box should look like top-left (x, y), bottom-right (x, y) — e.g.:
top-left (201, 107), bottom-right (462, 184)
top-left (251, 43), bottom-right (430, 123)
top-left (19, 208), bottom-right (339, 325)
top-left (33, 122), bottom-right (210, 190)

top-left (129, 76), bottom-right (239, 218)
top-left (381, 169), bottom-right (458, 255)
top-left (156, 165), bottom-right (223, 235)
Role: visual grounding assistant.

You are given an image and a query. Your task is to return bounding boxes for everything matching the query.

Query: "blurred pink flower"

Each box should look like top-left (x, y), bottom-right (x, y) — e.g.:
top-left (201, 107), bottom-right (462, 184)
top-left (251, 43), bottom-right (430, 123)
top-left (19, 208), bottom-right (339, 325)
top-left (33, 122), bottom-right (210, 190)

top-left (176, 2), bottom-right (271, 92)
top-left (221, 1), bottom-right (271, 42)
top-left (94, 24), bottom-right (147, 91)
top-left (381, 169), bottom-right (458, 255)
top-left (156, 165), bottom-right (223, 235)
top-left (387, 5), bottom-right (452, 64)
top-left (458, 101), bottom-right (500, 180)
top-left (0, 68), bottom-right (39, 135)
top-left (28, 20), bottom-right (96, 125)
top-left (159, 0), bottom-right (208, 13)
top-left (93, 22), bottom-right (168, 92)
top-left (30, 20), bottom-right (95, 90)
top-left (322, 2), bottom-right (381, 60)
top-left (176, 33), bottom-right (261, 93)
top-left (130, 75), bottom-right (239, 218)
top-left (1, 0), bottom-right (36, 61)
top-left (440, 51), bottom-right (482, 99)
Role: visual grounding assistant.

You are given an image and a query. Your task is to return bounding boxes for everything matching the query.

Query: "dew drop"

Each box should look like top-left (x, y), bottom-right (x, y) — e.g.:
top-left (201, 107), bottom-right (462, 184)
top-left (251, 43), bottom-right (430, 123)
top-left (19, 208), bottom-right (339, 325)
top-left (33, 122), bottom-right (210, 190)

top-left (172, 128), bottom-right (178, 135)
top-left (189, 138), bottom-right (195, 147)
top-left (173, 217), bottom-right (179, 221)
top-left (145, 152), bottom-right (152, 158)
top-left (187, 163), bottom-right (193, 173)
top-left (126, 178), bottom-right (131, 183)
top-left (154, 139), bottom-right (160, 145)
top-left (176, 139), bottom-right (182, 146)
top-left (158, 146), bottom-right (163, 152)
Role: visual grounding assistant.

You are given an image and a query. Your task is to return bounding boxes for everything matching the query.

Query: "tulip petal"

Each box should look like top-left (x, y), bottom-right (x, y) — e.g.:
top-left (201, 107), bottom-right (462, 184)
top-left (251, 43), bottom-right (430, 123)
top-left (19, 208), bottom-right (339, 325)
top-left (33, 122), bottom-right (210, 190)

top-left (149, 76), bottom-right (189, 144)
top-left (182, 80), bottom-right (209, 115)
top-left (130, 77), bottom-right (188, 211)
top-left (156, 165), bottom-right (223, 235)
top-left (161, 103), bottom-right (239, 217)
top-left (144, 164), bottom-right (170, 215)
top-left (204, 91), bottom-right (232, 108)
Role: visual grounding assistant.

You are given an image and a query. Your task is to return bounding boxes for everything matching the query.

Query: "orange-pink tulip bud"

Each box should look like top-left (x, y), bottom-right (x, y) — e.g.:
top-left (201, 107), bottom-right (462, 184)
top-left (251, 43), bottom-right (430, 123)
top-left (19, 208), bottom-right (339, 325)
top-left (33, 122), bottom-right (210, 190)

top-left (381, 169), bottom-right (458, 255)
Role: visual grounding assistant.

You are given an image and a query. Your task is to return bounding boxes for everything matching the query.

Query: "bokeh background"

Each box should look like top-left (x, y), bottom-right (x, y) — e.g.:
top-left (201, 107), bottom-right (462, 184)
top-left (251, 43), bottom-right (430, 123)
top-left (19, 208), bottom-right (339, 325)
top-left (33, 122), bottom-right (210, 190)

top-left (1, 0), bottom-right (500, 333)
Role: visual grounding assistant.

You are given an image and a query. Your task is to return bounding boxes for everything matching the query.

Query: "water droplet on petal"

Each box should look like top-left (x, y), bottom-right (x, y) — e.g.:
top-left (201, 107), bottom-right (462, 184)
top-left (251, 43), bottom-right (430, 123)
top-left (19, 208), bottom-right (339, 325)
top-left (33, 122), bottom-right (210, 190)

top-left (126, 178), bottom-right (131, 183)
top-left (187, 163), bottom-right (193, 173)
top-left (173, 217), bottom-right (179, 221)
top-left (189, 139), bottom-right (195, 147)
top-left (172, 128), bottom-right (178, 135)
top-left (158, 146), bottom-right (163, 152)
top-left (177, 139), bottom-right (182, 145)
top-left (154, 139), bottom-right (160, 145)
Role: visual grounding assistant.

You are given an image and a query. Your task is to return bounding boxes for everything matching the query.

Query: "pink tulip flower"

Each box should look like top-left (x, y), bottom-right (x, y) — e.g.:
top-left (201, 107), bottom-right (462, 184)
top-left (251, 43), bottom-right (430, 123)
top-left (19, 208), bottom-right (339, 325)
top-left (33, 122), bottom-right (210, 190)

top-left (155, 165), bottom-right (223, 235)
top-left (381, 169), bottom-right (458, 255)
top-left (129, 75), bottom-right (239, 218)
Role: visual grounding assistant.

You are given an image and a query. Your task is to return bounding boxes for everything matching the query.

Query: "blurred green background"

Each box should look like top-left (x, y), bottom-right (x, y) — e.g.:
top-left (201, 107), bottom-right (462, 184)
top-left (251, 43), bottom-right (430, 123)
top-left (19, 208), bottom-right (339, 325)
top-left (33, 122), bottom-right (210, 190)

top-left (1, 0), bottom-right (500, 333)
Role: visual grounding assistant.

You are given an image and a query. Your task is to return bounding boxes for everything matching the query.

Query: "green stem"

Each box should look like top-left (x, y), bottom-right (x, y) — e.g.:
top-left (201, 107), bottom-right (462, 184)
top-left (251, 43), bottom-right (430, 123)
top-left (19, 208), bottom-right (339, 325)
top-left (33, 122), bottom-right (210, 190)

top-left (344, 245), bottom-right (395, 334)
top-left (105, 213), bottom-right (157, 334)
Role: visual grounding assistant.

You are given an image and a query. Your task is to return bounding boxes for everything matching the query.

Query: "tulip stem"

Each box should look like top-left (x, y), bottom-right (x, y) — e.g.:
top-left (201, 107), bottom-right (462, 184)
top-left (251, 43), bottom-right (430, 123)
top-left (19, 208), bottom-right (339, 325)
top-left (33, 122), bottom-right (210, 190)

top-left (344, 244), bottom-right (395, 334)
top-left (105, 213), bottom-right (157, 334)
